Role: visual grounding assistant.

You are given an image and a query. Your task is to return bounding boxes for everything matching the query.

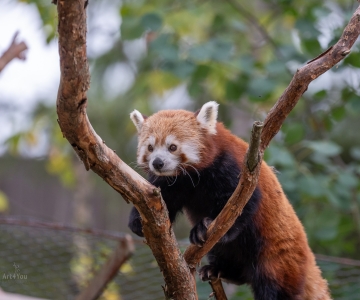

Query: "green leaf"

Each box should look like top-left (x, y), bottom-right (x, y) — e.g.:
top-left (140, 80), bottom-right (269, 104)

top-left (0, 191), bottom-right (9, 212)
top-left (161, 61), bottom-right (195, 79)
top-left (265, 144), bottom-right (296, 168)
top-left (121, 17), bottom-right (144, 40)
top-left (266, 61), bottom-right (287, 76)
top-left (209, 40), bottom-right (233, 62)
top-left (188, 40), bottom-right (233, 62)
top-left (325, 190), bottom-right (341, 208)
top-left (140, 13), bottom-right (163, 31)
top-left (226, 80), bottom-right (243, 101)
top-left (313, 209), bottom-right (339, 241)
top-left (150, 34), bottom-right (177, 58)
top-left (331, 106), bottom-right (345, 121)
top-left (232, 55), bottom-right (254, 74)
top-left (337, 172), bottom-right (358, 189)
top-left (283, 123), bottom-right (305, 145)
top-left (248, 78), bottom-right (275, 100)
top-left (350, 147), bottom-right (360, 160)
top-left (313, 89), bottom-right (327, 100)
top-left (295, 19), bottom-right (320, 39)
top-left (344, 52), bottom-right (360, 68)
top-left (192, 65), bottom-right (211, 81)
top-left (302, 38), bottom-right (321, 56)
top-left (212, 14), bottom-right (226, 31)
top-left (147, 71), bottom-right (180, 94)
top-left (304, 140), bottom-right (342, 157)
top-left (348, 96), bottom-right (360, 112)
top-left (188, 45), bottom-right (212, 61)
top-left (298, 176), bottom-right (327, 198)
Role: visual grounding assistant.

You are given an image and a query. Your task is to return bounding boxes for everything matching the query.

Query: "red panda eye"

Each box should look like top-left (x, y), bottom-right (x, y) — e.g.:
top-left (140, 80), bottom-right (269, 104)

top-left (169, 144), bottom-right (177, 152)
top-left (148, 145), bottom-right (153, 152)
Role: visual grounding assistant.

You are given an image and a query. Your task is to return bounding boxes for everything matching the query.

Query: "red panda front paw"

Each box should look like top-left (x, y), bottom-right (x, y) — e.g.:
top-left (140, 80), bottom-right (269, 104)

top-left (128, 217), bottom-right (144, 237)
top-left (189, 217), bottom-right (213, 247)
top-left (198, 264), bottom-right (221, 281)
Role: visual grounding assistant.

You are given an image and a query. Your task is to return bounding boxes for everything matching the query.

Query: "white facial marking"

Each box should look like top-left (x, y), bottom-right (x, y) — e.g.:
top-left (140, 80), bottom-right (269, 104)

top-left (149, 146), bottom-right (179, 176)
top-left (130, 110), bottom-right (144, 132)
top-left (137, 135), bottom-right (155, 165)
top-left (165, 135), bottom-right (176, 146)
top-left (137, 145), bottom-right (146, 165)
top-left (139, 134), bottom-right (200, 176)
top-left (196, 101), bottom-right (219, 135)
top-left (181, 142), bottom-right (200, 163)
top-left (148, 136), bottom-right (155, 145)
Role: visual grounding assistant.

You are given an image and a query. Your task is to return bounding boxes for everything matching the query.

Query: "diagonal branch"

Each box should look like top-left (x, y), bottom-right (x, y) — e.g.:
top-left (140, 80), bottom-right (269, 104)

top-left (0, 32), bottom-right (28, 73)
top-left (184, 4), bottom-right (360, 298)
top-left (184, 122), bottom-right (263, 268)
top-left (54, 1), bottom-right (196, 299)
top-left (76, 235), bottom-right (134, 300)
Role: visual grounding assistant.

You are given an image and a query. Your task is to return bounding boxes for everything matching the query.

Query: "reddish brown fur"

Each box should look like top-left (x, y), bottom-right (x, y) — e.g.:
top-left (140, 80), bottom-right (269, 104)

top-left (138, 109), bottom-right (331, 299)
top-left (211, 124), bottom-right (330, 300)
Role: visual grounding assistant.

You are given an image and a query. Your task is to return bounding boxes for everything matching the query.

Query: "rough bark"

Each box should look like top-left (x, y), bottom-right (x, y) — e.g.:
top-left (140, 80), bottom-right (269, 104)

top-left (55, 1), bottom-right (196, 299)
top-left (0, 32), bottom-right (27, 72)
top-left (184, 122), bottom-right (263, 269)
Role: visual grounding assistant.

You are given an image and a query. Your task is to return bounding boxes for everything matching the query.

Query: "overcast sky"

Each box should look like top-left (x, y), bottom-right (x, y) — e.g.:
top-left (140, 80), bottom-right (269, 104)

top-left (0, 1), bottom-right (60, 150)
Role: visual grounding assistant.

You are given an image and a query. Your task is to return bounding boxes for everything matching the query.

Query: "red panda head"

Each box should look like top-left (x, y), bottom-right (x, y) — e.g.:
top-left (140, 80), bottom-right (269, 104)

top-left (130, 101), bottom-right (219, 176)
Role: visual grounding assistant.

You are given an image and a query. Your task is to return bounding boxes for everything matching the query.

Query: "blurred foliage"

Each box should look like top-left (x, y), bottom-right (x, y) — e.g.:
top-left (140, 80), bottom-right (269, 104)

top-left (0, 190), bottom-right (9, 213)
top-left (4, 0), bottom-right (360, 298)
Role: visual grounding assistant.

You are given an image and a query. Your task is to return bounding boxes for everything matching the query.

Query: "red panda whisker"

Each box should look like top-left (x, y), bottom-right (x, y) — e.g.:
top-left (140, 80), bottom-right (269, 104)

top-left (181, 163), bottom-right (200, 179)
top-left (180, 163), bottom-right (200, 186)
top-left (168, 172), bottom-right (178, 187)
top-left (178, 165), bottom-right (186, 176)
top-left (182, 167), bottom-right (197, 188)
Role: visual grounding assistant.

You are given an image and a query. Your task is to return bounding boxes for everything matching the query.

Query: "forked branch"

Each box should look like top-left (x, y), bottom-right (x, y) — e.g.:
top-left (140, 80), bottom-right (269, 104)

top-left (55, 1), bottom-right (196, 299)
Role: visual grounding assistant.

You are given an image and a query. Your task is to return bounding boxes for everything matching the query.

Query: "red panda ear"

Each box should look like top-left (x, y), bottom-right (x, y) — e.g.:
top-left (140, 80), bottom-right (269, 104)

top-left (196, 101), bottom-right (219, 134)
top-left (130, 110), bottom-right (145, 132)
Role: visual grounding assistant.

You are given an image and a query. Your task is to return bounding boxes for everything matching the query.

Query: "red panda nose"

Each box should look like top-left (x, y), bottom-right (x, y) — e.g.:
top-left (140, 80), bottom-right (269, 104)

top-left (153, 158), bottom-right (164, 170)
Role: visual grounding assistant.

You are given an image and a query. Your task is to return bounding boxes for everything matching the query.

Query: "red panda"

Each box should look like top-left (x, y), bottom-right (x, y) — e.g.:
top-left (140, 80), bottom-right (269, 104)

top-left (128, 101), bottom-right (332, 300)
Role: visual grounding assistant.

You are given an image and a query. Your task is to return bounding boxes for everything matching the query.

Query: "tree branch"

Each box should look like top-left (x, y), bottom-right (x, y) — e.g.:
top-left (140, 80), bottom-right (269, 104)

top-left (209, 279), bottom-right (227, 300)
top-left (184, 4), bottom-right (360, 298)
top-left (55, 1), bottom-right (196, 299)
top-left (184, 122), bottom-right (263, 268)
top-left (261, 5), bottom-right (360, 148)
top-left (76, 235), bottom-right (134, 300)
top-left (0, 32), bottom-right (28, 73)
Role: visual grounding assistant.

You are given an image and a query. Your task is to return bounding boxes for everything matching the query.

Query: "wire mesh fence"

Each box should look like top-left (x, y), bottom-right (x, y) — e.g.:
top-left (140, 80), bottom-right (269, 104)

top-left (0, 218), bottom-right (359, 300)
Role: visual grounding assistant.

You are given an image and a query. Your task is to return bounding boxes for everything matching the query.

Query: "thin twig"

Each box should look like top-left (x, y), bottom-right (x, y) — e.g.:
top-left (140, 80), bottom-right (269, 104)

top-left (209, 279), bottom-right (227, 300)
top-left (0, 32), bottom-right (28, 72)
top-left (76, 235), bottom-right (135, 300)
